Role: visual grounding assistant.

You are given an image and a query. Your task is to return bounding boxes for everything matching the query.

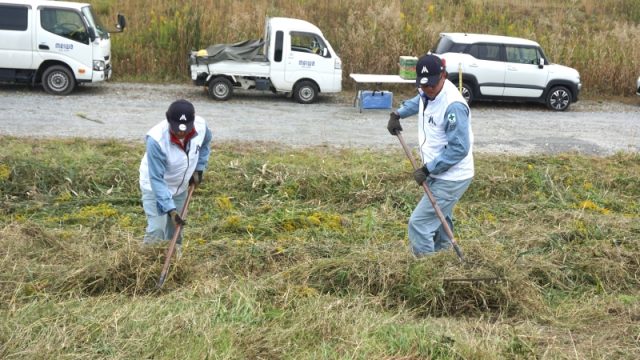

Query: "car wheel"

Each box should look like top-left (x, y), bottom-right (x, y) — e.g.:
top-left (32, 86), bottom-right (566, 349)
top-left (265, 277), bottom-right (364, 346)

top-left (461, 83), bottom-right (473, 105)
top-left (546, 86), bottom-right (572, 111)
top-left (42, 65), bottom-right (75, 95)
top-left (293, 80), bottom-right (318, 104)
top-left (208, 77), bottom-right (233, 101)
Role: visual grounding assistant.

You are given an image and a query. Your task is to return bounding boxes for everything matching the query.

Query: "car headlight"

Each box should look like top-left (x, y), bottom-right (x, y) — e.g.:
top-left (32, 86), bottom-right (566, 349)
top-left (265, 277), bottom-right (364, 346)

top-left (93, 60), bottom-right (105, 71)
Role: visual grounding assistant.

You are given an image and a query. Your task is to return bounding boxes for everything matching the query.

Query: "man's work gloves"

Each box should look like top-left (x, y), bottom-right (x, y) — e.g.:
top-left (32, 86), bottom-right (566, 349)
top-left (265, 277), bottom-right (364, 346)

top-left (413, 166), bottom-right (430, 186)
top-left (387, 111), bottom-right (402, 135)
top-left (168, 209), bottom-right (186, 226)
top-left (189, 170), bottom-right (203, 186)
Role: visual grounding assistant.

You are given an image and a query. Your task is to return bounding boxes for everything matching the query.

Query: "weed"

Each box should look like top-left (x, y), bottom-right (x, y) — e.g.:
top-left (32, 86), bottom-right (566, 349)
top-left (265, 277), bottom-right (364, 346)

top-left (1, 137), bottom-right (638, 358)
top-left (100, 0), bottom-right (640, 97)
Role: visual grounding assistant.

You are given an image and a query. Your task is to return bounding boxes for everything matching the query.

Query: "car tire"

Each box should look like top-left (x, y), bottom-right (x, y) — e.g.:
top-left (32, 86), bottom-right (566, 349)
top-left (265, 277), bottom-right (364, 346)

top-left (208, 77), bottom-right (233, 101)
top-left (293, 80), bottom-right (318, 104)
top-left (461, 82), bottom-right (473, 105)
top-left (42, 65), bottom-right (75, 95)
top-left (546, 86), bottom-right (572, 111)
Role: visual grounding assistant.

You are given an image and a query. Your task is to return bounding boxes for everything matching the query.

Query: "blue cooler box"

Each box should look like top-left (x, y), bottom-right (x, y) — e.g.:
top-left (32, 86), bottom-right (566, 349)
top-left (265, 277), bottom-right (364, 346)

top-left (359, 90), bottom-right (393, 112)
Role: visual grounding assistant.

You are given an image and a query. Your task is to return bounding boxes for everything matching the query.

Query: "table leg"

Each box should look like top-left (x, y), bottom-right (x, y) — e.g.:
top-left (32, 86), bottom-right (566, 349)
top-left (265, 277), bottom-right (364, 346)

top-left (353, 84), bottom-right (359, 108)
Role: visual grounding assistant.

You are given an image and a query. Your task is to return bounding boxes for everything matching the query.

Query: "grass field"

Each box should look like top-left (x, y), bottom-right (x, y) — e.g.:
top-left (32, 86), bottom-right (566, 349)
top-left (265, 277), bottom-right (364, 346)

top-left (92, 0), bottom-right (640, 97)
top-left (1, 136), bottom-right (638, 358)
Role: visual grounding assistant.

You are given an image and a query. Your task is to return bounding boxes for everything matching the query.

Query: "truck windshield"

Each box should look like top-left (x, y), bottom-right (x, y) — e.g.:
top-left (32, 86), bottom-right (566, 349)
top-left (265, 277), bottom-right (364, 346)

top-left (81, 6), bottom-right (108, 39)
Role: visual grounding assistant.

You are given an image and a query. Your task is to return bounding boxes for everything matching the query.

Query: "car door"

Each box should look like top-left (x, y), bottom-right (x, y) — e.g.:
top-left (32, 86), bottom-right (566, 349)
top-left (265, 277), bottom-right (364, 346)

top-left (503, 45), bottom-right (548, 98)
top-left (284, 31), bottom-right (334, 88)
top-left (36, 6), bottom-right (92, 70)
top-left (466, 43), bottom-right (505, 96)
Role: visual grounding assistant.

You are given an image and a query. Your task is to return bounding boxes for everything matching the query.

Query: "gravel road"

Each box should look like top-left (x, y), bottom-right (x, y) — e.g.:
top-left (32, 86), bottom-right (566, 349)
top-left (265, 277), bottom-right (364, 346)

top-left (1, 82), bottom-right (638, 155)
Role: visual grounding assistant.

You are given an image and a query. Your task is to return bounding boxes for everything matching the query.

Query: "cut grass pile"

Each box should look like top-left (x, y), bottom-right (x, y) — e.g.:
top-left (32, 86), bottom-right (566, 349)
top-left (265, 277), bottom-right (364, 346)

top-left (1, 136), bottom-right (638, 358)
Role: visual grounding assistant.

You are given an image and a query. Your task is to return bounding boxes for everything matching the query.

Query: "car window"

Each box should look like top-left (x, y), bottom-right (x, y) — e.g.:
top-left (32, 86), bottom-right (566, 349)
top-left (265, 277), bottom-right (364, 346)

top-left (274, 31), bottom-right (283, 62)
top-left (434, 37), bottom-right (467, 54)
top-left (536, 47), bottom-right (550, 65)
top-left (506, 46), bottom-right (539, 64)
top-left (468, 44), bottom-right (501, 61)
top-left (0, 5), bottom-right (28, 31)
top-left (290, 31), bottom-right (330, 57)
top-left (434, 37), bottom-right (454, 53)
top-left (41, 8), bottom-right (89, 44)
top-left (448, 43), bottom-right (467, 53)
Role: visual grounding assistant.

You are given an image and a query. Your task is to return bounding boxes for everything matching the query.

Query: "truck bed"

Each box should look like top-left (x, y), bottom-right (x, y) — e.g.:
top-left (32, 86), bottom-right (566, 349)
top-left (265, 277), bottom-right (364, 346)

top-left (190, 60), bottom-right (271, 78)
top-left (189, 39), bottom-right (271, 79)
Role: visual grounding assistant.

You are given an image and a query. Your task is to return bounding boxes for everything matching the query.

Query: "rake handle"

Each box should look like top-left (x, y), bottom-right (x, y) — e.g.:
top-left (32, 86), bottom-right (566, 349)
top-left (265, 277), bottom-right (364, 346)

top-left (395, 132), bottom-right (465, 262)
top-left (157, 183), bottom-right (196, 289)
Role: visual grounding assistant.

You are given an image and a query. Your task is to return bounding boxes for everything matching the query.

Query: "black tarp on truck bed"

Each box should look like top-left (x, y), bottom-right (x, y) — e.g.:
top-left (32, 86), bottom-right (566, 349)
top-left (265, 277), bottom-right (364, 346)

top-left (192, 39), bottom-right (266, 64)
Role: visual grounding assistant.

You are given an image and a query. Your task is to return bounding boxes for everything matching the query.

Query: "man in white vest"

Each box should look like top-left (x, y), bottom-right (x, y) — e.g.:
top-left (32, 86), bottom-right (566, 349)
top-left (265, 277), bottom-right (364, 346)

top-left (139, 99), bottom-right (213, 249)
top-left (387, 54), bottom-right (474, 257)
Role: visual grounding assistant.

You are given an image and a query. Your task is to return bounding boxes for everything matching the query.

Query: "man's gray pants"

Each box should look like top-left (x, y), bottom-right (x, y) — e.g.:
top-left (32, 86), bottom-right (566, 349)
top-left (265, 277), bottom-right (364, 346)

top-left (141, 189), bottom-right (187, 245)
top-left (408, 176), bottom-right (472, 257)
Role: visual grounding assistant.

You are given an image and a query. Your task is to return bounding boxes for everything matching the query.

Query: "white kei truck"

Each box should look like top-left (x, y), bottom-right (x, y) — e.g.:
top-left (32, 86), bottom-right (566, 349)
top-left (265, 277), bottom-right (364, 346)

top-left (0, 0), bottom-right (125, 95)
top-left (189, 17), bottom-right (342, 104)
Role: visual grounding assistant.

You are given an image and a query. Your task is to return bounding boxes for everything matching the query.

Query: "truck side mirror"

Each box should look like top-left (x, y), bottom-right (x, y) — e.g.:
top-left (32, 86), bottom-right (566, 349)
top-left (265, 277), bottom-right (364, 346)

top-left (322, 48), bottom-right (328, 57)
top-left (116, 14), bottom-right (126, 31)
top-left (538, 57), bottom-right (544, 69)
top-left (88, 27), bottom-right (96, 42)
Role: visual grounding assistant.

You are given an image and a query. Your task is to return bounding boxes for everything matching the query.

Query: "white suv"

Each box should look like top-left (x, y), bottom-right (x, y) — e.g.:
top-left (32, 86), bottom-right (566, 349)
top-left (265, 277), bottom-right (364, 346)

top-left (433, 33), bottom-right (581, 111)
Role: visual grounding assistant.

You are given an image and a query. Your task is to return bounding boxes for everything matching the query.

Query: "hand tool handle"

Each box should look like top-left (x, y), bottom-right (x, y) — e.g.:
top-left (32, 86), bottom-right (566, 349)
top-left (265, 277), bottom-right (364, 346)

top-left (157, 183), bottom-right (196, 289)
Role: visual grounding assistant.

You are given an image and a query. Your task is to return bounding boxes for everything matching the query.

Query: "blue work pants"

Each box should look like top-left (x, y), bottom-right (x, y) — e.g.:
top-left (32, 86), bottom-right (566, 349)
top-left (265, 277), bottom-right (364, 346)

top-left (408, 177), bottom-right (472, 257)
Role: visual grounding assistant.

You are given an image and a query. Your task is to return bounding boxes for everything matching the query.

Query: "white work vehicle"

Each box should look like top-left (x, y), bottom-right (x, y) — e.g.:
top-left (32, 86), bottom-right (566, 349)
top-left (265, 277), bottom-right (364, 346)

top-left (189, 17), bottom-right (342, 104)
top-left (434, 32), bottom-right (581, 111)
top-left (0, 0), bottom-right (125, 95)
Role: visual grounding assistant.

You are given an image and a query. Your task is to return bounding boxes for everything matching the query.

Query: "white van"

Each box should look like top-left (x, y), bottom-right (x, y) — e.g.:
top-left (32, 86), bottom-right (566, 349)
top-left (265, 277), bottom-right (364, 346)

top-left (0, 0), bottom-right (125, 95)
top-left (189, 17), bottom-right (342, 104)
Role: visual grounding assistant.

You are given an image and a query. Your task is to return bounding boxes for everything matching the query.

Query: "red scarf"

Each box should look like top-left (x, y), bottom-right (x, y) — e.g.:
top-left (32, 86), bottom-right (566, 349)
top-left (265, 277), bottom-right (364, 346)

top-left (169, 128), bottom-right (196, 151)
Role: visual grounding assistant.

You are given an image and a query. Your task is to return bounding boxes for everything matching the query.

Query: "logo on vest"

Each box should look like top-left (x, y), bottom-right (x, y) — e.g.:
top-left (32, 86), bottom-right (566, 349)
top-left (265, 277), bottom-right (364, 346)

top-left (428, 116), bottom-right (435, 125)
top-left (447, 113), bottom-right (457, 130)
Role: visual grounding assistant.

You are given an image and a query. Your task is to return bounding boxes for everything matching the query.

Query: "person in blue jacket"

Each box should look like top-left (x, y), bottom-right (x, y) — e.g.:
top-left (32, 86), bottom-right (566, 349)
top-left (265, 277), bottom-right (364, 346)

top-left (139, 99), bottom-right (212, 248)
top-left (387, 54), bottom-right (474, 257)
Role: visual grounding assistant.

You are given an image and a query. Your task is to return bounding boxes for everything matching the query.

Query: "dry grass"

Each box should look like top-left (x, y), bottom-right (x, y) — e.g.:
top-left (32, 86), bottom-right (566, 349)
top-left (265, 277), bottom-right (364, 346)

top-left (1, 137), bottom-right (639, 358)
top-left (94, 0), bottom-right (640, 97)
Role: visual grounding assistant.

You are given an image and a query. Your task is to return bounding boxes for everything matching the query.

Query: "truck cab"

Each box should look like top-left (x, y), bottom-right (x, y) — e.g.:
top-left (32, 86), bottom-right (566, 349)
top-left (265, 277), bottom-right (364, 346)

top-left (190, 17), bottom-right (342, 104)
top-left (0, 0), bottom-right (125, 95)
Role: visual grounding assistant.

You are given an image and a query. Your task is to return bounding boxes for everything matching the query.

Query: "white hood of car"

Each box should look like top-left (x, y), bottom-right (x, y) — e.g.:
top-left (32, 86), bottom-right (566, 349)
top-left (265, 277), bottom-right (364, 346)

top-left (548, 64), bottom-right (580, 82)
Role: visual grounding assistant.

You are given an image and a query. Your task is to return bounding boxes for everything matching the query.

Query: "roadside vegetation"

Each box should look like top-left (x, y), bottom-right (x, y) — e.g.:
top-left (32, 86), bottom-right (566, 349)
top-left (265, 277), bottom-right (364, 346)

top-left (1, 136), bottom-right (638, 358)
top-left (93, 0), bottom-right (640, 97)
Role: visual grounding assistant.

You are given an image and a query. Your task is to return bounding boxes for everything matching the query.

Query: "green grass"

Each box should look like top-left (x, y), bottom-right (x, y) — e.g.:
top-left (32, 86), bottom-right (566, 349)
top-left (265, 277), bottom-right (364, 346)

top-left (1, 136), bottom-right (639, 358)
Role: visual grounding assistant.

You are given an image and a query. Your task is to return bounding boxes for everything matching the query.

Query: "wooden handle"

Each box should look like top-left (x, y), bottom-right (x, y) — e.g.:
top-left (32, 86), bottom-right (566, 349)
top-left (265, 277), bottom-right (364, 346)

top-left (157, 183), bottom-right (196, 289)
